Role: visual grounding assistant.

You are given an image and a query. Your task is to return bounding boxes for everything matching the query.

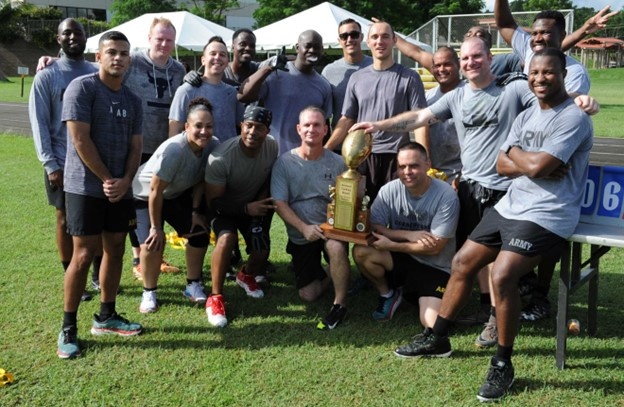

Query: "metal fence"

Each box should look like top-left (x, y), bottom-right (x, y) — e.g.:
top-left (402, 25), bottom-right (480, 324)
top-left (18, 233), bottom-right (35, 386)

top-left (407, 10), bottom-right (574, 53)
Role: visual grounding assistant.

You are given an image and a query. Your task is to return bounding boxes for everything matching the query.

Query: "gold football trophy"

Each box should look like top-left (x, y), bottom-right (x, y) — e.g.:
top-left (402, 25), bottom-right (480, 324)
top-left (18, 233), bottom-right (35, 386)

top-left (322, 129), bottom-right (375, 245)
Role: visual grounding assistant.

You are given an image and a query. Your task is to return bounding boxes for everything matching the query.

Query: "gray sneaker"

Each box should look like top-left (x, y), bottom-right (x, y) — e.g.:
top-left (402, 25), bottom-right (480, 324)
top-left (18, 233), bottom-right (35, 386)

top-left (475, 314), bottom-right (498, 348)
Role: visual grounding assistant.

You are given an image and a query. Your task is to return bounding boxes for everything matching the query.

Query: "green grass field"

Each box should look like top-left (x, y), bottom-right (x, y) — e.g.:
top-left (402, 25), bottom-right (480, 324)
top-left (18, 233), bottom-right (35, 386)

top-left (0, 135), bottom-right (623, 405)
top-left (2, 68), bottom-right (624, 137)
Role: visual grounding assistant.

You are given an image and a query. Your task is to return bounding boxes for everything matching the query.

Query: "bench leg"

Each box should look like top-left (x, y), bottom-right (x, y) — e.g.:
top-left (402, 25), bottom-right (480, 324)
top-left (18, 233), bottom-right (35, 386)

top-left (556, 242), bottom-right (572, 369)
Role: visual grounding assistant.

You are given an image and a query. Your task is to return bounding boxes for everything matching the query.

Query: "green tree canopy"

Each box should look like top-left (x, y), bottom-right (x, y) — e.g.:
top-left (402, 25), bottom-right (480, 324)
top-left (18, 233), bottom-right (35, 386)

top-left (110, 0), bottom-right (177, 25)
top-left (183, 0), bottom-right (240, 26)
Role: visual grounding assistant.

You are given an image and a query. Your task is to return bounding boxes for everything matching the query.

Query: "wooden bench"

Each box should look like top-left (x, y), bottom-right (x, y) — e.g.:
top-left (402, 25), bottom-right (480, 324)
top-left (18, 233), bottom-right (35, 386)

top-left (555, 162), bottom-right (624, 369)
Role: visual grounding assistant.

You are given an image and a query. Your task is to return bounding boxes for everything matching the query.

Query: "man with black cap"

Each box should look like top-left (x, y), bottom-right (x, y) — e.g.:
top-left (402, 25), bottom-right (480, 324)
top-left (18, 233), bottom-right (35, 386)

top-left (204, 105), bottom-right (278, 327)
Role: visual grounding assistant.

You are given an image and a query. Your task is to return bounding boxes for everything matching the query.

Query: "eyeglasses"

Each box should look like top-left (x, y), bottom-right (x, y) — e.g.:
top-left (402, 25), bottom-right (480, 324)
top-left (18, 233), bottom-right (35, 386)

top-left (339, 31), bottom-right (361, 41)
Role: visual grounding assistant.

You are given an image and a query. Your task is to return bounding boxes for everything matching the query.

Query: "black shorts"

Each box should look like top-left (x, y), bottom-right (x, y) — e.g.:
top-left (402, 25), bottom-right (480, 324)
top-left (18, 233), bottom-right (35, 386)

top-left (388, 252), bottom-right (449, 301)
top-left (456, 179), bottom-right (507, 250)
top-left (44, 170), bottom-right (64, 209)
top-left (286, 240), bottom-right (328, 289)
top-left (358, 152), bottom-right (402, 203)
top-left (469, 209), bottom-right (565, 260)
top-left (135, 190), bottom-right (208, 248)
top-left (65, 193), bottom-right (136, 236)
top-left (211, 212), bottom-right (272, 253)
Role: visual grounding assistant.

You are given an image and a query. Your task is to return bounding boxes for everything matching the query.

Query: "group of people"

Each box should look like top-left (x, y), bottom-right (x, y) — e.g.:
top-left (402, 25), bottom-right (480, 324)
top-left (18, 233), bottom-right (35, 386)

top-left (29, 2), bottom-right (616, 402)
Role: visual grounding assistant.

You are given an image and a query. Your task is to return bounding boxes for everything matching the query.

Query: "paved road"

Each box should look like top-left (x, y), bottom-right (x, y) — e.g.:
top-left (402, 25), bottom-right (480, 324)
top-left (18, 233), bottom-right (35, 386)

top-left (2, 101), bottom-right (623, 165)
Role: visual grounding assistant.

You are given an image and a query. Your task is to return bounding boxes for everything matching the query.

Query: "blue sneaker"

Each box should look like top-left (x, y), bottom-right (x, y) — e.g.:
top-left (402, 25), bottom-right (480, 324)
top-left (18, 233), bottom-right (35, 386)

top-left (91, 313), bottom-right (142, 336)
top-left (372, 288), bottom-right (403, 321)
top-left (57, 327), bottom-right (81, 359)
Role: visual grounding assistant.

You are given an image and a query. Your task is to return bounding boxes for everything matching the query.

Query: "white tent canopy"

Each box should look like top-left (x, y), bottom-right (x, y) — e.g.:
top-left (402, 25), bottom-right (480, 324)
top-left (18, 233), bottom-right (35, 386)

top-left (85, 11), bottom-right (234, 53)
top-left (253, 2), bottom-right (431, 53)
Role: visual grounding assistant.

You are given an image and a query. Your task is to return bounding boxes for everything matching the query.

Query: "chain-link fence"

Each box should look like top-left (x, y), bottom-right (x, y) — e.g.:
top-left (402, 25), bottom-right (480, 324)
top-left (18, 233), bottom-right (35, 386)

top-left (407, 10), bottom-right (574, 53)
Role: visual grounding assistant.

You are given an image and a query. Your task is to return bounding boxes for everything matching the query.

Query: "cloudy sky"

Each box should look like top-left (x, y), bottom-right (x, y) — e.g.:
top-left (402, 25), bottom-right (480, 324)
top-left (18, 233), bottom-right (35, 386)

top-left (482, 0), bottom-right (624, 12)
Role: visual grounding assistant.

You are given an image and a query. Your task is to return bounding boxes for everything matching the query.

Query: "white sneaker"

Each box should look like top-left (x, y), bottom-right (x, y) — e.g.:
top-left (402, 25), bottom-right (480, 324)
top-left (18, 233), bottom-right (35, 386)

top-left (206, 295), bottom-right (227, 327)
top-left (183, 281), bottom-right (207, 303)
top-left (139, 290), bottom-right (158, 313)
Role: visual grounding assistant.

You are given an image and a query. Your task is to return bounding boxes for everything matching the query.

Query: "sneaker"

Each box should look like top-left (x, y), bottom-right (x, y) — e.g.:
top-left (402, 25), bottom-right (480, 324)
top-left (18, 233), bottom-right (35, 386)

top-left (81, 291), bottom-right (92, 302)
top-left (57, 327), bottom-right (81, 359)
top-left (520, 299), bottom-right (550, 322)
top-left (518, 271), bottom-right (536, 297)
top-left (91, 279), bottom-right (101, 292)
top-left (394, 328), bottom-right (452, 358)
top-left (476, 357), bottom-right (515, 402)
top-left (475, 314), bottom-right (498, 348)
top-left (132, 264), bottom-right (143, 281)
top-left (372, 288), bottom-right (402, 321)
top-left (160, 260), bottom-right (180, 273)
top-left (255, 274), bottom-right (268, 284)
top-left (183, 281), bottom-right (207, 303)
top-left (91, 313), bottom-right (143, 336)
top-left (139, 290), bottom-right (158, 313)
top-left (455, 306), bottom-right (490, 326)
top-left (348, 275), bottom-right (371, 297)
top-left (236, 268), bottom-right (264, 299)
top-left (317, 304), bottom-right (347, 330)
top-left (206, 295), bottom-right (227, 327)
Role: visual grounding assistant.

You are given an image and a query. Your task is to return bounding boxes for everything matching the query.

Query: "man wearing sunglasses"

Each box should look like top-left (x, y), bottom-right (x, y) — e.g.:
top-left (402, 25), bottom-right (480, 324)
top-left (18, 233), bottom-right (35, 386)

top-left (321, 19), bottom-right (372, 134)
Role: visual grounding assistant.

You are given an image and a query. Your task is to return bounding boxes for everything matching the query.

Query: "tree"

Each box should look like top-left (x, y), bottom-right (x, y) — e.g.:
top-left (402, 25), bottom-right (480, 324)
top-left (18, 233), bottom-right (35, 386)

top-left (110, 0), bottom-right (177, 25)
top-left (254, 0), bottom-right (483, 34)
top-left (185, 0), bottom-right (240, 26)
top-left (519, 0), bottom-right (573, 11)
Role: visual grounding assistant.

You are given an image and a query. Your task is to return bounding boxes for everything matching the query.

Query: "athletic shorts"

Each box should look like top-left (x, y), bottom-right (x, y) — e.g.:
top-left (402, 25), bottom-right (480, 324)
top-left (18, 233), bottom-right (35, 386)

top-left (211, 212), bottom-right (272, 254)
top-left (388, 252), bottom-right (449, 301)
top-left (286, 240), bottom-right (329, 289)
top-left (44, 170), bottom-right (64, 209)
top-left (456, 179), bottom-right (507, 250)
top-left (135, 189), bottom-right (208, 248)
top-left (358, 152), bottom-right (401, 203)
top-left (469, 209), bottom-right (565, 260)
top-left (65, 193), bottom-right (136, 236)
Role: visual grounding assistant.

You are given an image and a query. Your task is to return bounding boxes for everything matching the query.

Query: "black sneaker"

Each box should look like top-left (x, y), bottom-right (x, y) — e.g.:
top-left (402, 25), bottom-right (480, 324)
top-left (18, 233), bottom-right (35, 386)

top-left (81, 291), bottom-right (92, 302)
top-left (317, 304), bottom-right (347, 330)
top-left (476, 357), bottom-right (515, 403)
top-left (519, 300), bottom-right (550, 322)
top-left (455, 306), bottom-right (490, 326)
top-left (394, 328), bottom-right (452, 358)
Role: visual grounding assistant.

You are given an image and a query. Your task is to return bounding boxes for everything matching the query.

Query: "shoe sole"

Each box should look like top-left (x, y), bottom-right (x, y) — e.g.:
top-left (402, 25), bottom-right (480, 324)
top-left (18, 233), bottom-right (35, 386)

top-left (393, 350), bottom-right (452, 359)
top-left (476, 378), bottom-right (514, 403)
top-left (183, 291), bottom-right (207, 304)
top-left (90, 327), bottom-right (142, 337)
top-left (236, 279), bottom-right (264, 298)
top-left (139, 305), bottom-right (158, 314)
top-left (57, 349), bottom-right (81, 359)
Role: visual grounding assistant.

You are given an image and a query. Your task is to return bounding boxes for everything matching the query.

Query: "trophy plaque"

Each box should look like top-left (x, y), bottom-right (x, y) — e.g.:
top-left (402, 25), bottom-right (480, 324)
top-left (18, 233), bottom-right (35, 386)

top-left (322, 129), bottom-right (375, 245)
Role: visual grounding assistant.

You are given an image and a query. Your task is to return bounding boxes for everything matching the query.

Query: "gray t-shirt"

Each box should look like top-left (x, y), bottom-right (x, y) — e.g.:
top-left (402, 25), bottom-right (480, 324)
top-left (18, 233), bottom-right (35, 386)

top-left (497, 98), bottom-right (593, 238)
top-left (271, 148), bottom-right (347, 245)
top-left (428, 79), bottom-right (535, 191)
top-left (321, 56), bottom-right (373, 128)
top-left (512, 28), bottom-right (590, 95)
top-left (205, 136), bottom-right (279, 204)
top-left (29, 56), bottom-right (97, 174)
top-left (125, 50), bottom-right (186, 154)
top-left (343, 63), bottom-right (427, 154)
top-left (371, 178), bottom-right (459, 273)
top-left (62, 73), bottom-right (143, 199)
top-left (169, 81), bottom-right (244, 142)
top-left (259, 61), bottom-right (333, 155)
top-left (426, 83), bottom-right (463, 181)
top-left (491, 53), bottom-right (523, 76)
top-left (133, 132), bottom-right (219, 201)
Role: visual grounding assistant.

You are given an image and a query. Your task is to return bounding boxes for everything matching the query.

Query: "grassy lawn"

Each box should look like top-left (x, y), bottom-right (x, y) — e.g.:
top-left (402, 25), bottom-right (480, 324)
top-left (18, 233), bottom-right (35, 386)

top-left (2, 68), bottom-right (623, 138)
top-left (0, 134), bottom-right (623, 405)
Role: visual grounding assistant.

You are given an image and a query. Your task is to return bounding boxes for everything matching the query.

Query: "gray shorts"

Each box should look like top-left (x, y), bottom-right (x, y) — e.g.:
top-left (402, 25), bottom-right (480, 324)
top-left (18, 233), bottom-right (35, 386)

top-left (44, 170), bottom-right (64, 209)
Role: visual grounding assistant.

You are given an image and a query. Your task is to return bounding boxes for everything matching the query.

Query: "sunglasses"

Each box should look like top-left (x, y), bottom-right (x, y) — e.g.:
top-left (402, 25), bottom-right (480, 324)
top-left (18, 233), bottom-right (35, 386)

top-left (339, 31), bottom-right (361, 41)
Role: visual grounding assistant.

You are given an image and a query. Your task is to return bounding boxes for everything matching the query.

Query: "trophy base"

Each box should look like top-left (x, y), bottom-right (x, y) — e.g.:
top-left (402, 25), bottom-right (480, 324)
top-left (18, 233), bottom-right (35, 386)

top-left (320, 223), bottom-right (375, 246)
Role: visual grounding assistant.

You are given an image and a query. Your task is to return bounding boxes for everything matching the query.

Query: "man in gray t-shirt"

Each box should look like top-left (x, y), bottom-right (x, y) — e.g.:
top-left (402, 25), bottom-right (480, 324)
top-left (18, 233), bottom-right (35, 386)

top-left (324, 21), bottom-right (427, 202)
top-left (393, 49), bottom-right (592, 403)
top-left (353, 142), bottom-right (459, 328)
top-left (272, 107), bottom-right (350, 330)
